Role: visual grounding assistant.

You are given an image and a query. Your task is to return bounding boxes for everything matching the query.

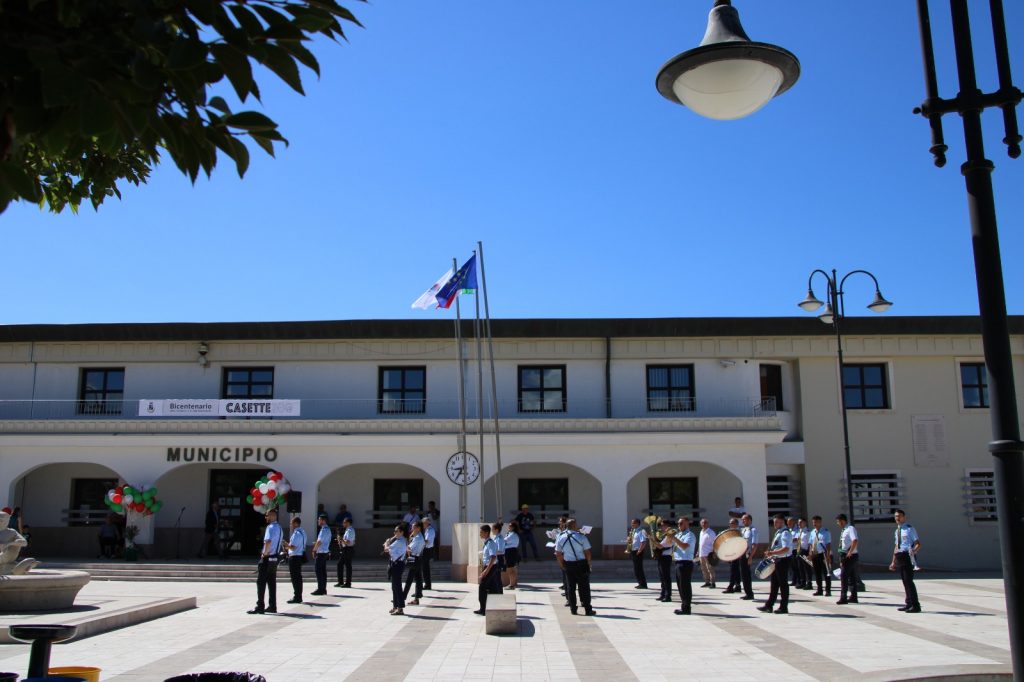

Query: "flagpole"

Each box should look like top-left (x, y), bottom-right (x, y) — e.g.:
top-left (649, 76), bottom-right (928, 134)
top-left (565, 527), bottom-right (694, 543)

top-left (474, 251), bottom-right (486, 523)
top-left (477, 241), bottom-right (504, 522)
top-left (452, 257), bottom-right (468, 524)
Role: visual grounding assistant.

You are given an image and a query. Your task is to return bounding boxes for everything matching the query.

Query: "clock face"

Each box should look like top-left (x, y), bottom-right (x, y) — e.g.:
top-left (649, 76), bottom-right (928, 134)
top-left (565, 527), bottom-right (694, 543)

top-left (446, 451), bottom-right (480, 486)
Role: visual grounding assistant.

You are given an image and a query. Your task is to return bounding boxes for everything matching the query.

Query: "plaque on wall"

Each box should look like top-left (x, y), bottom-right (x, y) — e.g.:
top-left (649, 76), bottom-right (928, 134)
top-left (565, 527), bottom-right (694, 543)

top-left (912, 414), bottom-right (949, 467)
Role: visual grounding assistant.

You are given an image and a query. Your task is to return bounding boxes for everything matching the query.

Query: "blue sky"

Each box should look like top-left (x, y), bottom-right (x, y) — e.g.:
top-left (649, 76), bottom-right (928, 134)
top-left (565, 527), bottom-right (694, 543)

top-left (2, 2), bottom-right (1022, 324)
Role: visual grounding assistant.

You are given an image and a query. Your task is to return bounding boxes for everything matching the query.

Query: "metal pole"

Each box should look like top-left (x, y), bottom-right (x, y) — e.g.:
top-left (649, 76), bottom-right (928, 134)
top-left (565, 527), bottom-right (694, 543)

top-left (477, 241), bottom-right (504, 521)
top-left (474, 255), bottom-right (485, 522)
top-left (453, 257), bottom-right (468, 524)
top-left (947, 4), bottom-right (1024, 676)
top-left (829, 271), bottom-right (856, 521)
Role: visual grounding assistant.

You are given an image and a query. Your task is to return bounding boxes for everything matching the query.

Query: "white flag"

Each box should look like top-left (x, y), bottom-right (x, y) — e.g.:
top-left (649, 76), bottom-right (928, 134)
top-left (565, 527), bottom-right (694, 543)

top-left (411, 268), bottom-right (454, 310)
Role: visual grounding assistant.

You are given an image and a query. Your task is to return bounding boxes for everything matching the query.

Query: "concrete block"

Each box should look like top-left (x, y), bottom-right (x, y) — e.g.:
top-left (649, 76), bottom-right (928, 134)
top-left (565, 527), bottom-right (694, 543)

top-left (485, 593), bottom-right (517, 635)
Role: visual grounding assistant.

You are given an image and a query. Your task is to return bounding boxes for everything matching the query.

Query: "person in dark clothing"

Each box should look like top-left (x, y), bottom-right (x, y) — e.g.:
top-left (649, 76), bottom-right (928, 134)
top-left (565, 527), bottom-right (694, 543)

top-left (515, 504), bottom-right (539, 561)
top-left (198, 502), bottom-right (222, 558)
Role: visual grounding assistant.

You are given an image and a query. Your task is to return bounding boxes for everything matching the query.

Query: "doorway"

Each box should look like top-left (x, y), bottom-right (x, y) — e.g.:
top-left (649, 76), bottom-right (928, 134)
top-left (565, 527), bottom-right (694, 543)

top-left (210, 469), bottom-right (269, 556)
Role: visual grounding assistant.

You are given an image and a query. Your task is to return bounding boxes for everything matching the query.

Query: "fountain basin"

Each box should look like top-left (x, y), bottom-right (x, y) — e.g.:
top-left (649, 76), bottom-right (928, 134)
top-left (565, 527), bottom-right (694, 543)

top-left (0, 570), bottom-right (91, 612)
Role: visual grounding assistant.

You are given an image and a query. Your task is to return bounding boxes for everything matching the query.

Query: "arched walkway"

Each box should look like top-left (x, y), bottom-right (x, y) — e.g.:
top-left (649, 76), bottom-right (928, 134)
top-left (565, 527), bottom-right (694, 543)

top-left (626, 461), bottom-right (744, 528)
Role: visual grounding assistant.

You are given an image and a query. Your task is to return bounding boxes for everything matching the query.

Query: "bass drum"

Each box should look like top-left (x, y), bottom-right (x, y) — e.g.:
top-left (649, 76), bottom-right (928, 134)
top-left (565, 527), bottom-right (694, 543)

top-left (754, 558), bottom-right (776, 580)
top-left (712, 528), bottom-right (748, 562)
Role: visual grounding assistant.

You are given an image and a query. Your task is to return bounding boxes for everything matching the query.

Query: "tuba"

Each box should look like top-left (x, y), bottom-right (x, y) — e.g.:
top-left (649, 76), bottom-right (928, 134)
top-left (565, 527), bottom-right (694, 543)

top-left (642, 514), bottom-right (663, 558)
top-left (624, 527), bottom-right (635, 555)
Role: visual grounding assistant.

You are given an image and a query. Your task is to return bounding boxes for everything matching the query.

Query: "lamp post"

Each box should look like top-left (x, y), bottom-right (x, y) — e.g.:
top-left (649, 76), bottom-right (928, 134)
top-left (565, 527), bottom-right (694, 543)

top-left (657, 1), bottom-right (1022, 676)
top-left (797, 270), bottom-right (893, 523)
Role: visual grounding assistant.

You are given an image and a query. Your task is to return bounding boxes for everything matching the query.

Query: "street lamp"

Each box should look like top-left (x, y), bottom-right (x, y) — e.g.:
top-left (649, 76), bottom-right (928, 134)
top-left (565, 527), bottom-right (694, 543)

top-left (798, 269), bottom-right (893, 525)
top-left (658, 1), bottom-right (1022, 676)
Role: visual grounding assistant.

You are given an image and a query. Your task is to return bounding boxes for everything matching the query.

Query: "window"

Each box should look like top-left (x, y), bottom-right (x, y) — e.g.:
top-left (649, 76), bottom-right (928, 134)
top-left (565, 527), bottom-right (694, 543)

top-left (960, 363), bottom-right (989, 408)
top-left (70, 477), bottom-right (119, 526)
top-left (518, 478), bottom-right (569, 526)
top-left (378, 367), bottom-right (426, 413)
top-left (518, 365), bottom-right (566, 413)
top-left (842, 363), bottom-right (889, 409)
top-left (373, 479), bottom-right (423, 527)
top-left (850, 471), bottom-right (901, 523)
top-left (648, 477), bottom-right (699, 521)
top-left (78, 368), bottom-right (125, 415)
top-left (647, 365), bottom-right (695, 412)
top-left (965, 469), bottom-right (997, 523)
top-left (222, 368), bottom-right (274, 399)
top-left (760, 364), bottom-right (784, 411)
top-left (767, 475), bottom-right (801, 517)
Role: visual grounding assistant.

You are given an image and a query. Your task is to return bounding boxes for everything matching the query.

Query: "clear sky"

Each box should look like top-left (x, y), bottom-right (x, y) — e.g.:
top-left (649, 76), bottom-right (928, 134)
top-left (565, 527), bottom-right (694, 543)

top-left (2, 2), bottom-right (1022, 325)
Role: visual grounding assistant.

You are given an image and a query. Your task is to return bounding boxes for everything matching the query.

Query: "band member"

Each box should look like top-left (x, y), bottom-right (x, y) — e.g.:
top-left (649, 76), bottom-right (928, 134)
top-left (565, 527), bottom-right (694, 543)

top-left (628, 518), bottom-right (648, 589)
top-left (809, 515), bottom-right (832, 596)
top-left (786, 517), bottom-right (800, 588)
top-left (403, 520), bottom-right (425, 606)
top-left (335, 517), bottom-right (355, 588)
top-left (670, 517), bottom-right (696, 615)
top-left (739, 513), bottom-right (757, 600)
top-left (757, 514), bottom-right (792, 614)
top-left (697, 518), bottom-right (717, 588)
top-left (556, 517), bottom-right (570, 604)
top-left (555, 519), bottom-right (595, 616)
top-left (722, 518), bottom-right (742, 593)
top-left (835, 513), bottom-right (859, 605)
top-left (311, 513), bottom-right (331, 595)
top-left (421, 516), bottom-right (436, 590)
top-left (492, 521), bottom-right (507, 581)
top-left (504, 520), bottom-right (522, 590)
top-left (474, 524), bottom-right (501, 615)
top-left (650, 519), bottom-right (674, 602)
top-left (891, 509), bottom-right (922, 613)
top-left (384, 524), bottom-right (408, 615)
top-left (248, 509), bottom-right (282, 615)
top-left (284, 516), bottom-right (307, 604)
top-left (796, 517), bottom-right (813, 589)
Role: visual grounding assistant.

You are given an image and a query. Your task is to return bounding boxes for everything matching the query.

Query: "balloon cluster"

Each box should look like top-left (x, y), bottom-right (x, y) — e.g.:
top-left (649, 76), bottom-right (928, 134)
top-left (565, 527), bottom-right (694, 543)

top-left (104, 484), bottom-right (163, 515)
top-left (247, 471), bottom-right (290, 513)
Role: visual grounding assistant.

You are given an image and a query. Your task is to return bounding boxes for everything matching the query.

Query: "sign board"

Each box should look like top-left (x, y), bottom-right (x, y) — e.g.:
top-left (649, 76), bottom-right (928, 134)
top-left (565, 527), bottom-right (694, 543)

top-left (138, 399), bottom-right (301, 417)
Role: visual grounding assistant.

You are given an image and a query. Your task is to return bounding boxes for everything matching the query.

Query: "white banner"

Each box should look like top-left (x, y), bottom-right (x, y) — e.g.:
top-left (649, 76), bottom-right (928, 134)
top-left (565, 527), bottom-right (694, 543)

top-left (139, 399), bottom-right (301, 417)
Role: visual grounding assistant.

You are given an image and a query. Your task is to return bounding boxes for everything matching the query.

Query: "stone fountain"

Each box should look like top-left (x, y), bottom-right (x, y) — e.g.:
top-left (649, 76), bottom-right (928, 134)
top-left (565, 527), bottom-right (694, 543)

top-left (0, 511), bottom-right (90, 611)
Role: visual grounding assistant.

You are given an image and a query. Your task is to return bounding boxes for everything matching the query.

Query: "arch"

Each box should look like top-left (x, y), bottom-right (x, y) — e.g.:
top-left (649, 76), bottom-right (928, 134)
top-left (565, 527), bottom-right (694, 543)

top-left (627, 461), bottom-right (745, 529)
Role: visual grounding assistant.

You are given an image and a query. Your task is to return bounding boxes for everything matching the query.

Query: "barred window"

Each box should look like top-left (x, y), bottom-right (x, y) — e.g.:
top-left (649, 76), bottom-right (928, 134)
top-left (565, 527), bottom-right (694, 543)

top-left (378, 367), bottom-right (426, 413)
top-left (518, 366), bottom-right (566, 413)
top-left (850, 471), bottom-right (902, 523)
top-left (647, 365), bottom-right (695, 412)
top-left (77, 368), bottom-right (125, 415)
top-left (767, 475), bottom-right (802, 518)
top-left (965, 469), bottom-right (997, 523)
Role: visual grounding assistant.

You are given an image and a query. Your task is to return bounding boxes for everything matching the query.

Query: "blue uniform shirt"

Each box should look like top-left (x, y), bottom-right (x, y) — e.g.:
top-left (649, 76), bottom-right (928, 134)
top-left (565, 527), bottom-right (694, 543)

top-left (341, 527), bottom-right (355, 547)
top-left (742, 525), bottom-right (758, 556)
top-left (840, 525), bottom-right (858, 554)
top-left (423, 526), bottom-right (436, 549)
top-left (481, 537), bottom-right (497, 566)
top-left (287, 527), bottom-right (307, 556)
top-left (672, 529), bottom-right (696, 561)
top-left (810, 527), bottom-right (832, 552)
top-left (895, 523), bottom-right (919, 552)
top-left (556, 530), bottom-right (591, 561)
top-left (771, 528), bottom-right (793, 557)
top-left (494, 534), bottom-right (506, 553)
top-left (388, 537), bottom-right (408, 561)
top-left (264, 522), bottom-right (282, 556)
top-left (409, 533), bottom-right (425, 557)
top-left (631, 528), bottom-right (646, 551)
top-left (315, 525), bottom-right (332, 554)
top-left (504, 530), bottom-right (520, 549)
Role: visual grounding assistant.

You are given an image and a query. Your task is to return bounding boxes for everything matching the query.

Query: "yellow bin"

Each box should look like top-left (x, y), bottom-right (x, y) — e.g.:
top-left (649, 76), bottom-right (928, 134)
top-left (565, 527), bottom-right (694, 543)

top-left (48, 666), bottom-right (102, 682)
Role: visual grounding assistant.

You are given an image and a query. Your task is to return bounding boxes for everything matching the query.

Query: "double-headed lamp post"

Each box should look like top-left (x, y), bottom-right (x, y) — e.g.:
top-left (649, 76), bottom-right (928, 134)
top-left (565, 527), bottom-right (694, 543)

top-left (798, 270), bottom-right (894, 523)
top-left (656, 1), bottom-right (1022, 676)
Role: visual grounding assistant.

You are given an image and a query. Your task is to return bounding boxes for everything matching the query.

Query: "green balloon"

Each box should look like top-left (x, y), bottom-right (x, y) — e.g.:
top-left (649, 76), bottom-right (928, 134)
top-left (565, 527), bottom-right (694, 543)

top-left (246, 494), bottom-right (254, 504)
top-left (152, 501), bottom-right (163, 512)
top-left (112, 503), bottom-right (123, 513)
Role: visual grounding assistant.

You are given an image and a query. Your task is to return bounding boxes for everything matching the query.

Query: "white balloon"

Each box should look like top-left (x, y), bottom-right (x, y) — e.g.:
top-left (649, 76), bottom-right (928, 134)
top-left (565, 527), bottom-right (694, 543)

top-left (123, 495), bottom-right (134, 505)
top-left (258, 483), bottom-right (268, 495)
top-left (278, 482), bottom-right (290, 494)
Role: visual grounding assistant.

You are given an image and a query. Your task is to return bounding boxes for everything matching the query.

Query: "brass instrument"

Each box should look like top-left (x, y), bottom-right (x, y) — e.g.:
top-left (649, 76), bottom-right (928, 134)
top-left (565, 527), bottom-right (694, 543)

top-left (624, 528), bottom-right (635, 555)
top-left (642, 514), bottom-right (662, 558)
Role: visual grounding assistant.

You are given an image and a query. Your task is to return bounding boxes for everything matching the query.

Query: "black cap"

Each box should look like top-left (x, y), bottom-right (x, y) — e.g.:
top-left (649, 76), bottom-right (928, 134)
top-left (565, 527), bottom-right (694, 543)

top-left (317, 512), bottom-right (328, 519)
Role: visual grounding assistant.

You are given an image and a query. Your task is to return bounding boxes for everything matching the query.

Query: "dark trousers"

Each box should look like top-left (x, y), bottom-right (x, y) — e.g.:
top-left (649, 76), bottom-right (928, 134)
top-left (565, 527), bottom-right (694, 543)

top-left (728, 558), bottom-right (741, 589)
top-left (256, 557), bottom-right (277, 610)
top-left (840, 553), bottom-right (860, 600)
top-left (657, 554), bottom-right (673, 600)
top-left (288, 556), bottom-right (303, 599)
top-left (337, 547), bottom-right (353, 585)
top-left (631, 550), bottom-right (647, 587)
top-left (478, 568), bottom-right (502, 611)
top-left (674, 560), bottom-right (694, 611)
top-left (390, 559), bottom-right (406, 608)
top-left (764, 557), bottom-right (790, 609)
top-left (403, 557), bottom-right (423, 600)
top-left (739, 556), bottom-right (754, 597)
top-left (794, 551), bottom-right (809, 586)
top-left (896, 552), bottom-right (920, 607)
top-left (812, 553), bottom-right (832, 593)
top-left (314, 553), bottom-right (328, 592)
top-left (565, 561), bottom-right (592, 610)
top-left (520, 530), bottom-right (539, 560)
top-left (422, 549), bottom-right (433, 589)
top-left (99, 536), bottom-right (117, 558)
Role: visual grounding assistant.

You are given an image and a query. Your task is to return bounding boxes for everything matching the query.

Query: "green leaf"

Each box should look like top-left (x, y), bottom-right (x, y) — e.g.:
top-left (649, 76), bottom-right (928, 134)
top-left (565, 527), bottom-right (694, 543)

top-left (222, 111), bottom-right (277, 131)
top-left (0, 162), bottom-right (44, 203)
top-left (229, 5), bottom-right (265, 37)
top-left (280, 41), bottom-right (320, 77)
top-left (167, 39), bottom-right (209, 71)
top-left (249, 134), bottom-right (276, 157)
top-left (207, 96), bottom-right (231, 115)
top-left (210, 44), bottom-right (253, 101)
top-left (259, 44), bottom-right (303, 95)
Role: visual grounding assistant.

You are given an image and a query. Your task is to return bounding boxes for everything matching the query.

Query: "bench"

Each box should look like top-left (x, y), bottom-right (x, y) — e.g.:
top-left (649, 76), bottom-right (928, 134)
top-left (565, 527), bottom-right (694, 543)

top-left (485, 593), bottom-right (517, 635)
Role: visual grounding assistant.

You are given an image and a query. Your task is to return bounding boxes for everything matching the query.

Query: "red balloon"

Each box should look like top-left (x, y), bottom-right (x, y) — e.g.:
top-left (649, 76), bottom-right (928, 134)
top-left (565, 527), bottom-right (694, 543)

top-left (112, 494), bottom-right (123, 504)
top-left (266, 490), bottom-right (276, 499)
top-left (116, 486), bottom-right (124, 494)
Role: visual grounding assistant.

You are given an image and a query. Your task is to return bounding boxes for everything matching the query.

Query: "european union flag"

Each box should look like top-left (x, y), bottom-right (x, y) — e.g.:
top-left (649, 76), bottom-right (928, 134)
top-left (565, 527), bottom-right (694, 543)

top-left (436, 255), bottom-right (477, 309)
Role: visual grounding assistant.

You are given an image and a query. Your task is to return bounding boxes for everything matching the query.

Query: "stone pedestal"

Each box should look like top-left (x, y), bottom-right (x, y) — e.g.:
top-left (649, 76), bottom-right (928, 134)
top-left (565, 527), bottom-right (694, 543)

top-left (0, 570), bottom-right (91, 612)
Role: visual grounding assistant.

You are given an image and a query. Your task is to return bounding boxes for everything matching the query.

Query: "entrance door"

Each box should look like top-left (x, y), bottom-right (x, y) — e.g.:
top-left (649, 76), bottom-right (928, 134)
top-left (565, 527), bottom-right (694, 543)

top-left (210, 469), bottom-right (269, 556)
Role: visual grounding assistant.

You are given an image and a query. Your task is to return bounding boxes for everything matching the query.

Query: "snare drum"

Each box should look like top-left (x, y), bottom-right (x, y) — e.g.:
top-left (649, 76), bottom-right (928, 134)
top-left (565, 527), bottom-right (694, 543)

top-left (754, 558), bottom-right (776, 580)
top-left (712, 528), bottom-right (748, 562)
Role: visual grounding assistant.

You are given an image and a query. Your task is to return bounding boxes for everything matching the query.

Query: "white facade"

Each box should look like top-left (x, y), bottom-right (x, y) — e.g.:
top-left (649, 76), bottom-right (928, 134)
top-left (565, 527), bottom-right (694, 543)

top-left (0, 317), bottom-right (1020, 568)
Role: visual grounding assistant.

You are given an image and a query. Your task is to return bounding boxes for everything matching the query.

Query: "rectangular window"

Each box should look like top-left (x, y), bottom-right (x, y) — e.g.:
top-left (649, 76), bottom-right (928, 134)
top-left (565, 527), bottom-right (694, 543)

top-left (760, 364), bottom-right (784, 411)
top-left (77, 368), bottom-right (125, 415)
top-left (378, 367), bottom-right (426, 413)
top-left (767, 474), bottom-right (801, 518)
top-left (842, 363), bottom-right (890, 409)
top-left (648, 477), bottom-right (699, 521)
top-left (850, 471), bottom-right (901, 523)
top-left (518, 478), bottom-right (569, 526)
top-left (518, 365), bottom-right (566, 413)
top-left (960, 363), bottom-right (989, 409)
top-left (647, 365), bottom-right (695, 412)
top-left (222, 367), bottom-right (274, 399)
top-left (69, 477), bottom-right (119, 526)
top-left (965, 469), bottom-right (997, 523)
top-left (372, 479), bottom-right (423, 528)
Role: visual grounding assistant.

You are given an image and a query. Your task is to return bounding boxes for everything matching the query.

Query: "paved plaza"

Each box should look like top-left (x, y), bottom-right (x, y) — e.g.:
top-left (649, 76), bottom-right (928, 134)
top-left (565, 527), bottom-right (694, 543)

top-left (0, 573), bottom-right (1013, 681)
